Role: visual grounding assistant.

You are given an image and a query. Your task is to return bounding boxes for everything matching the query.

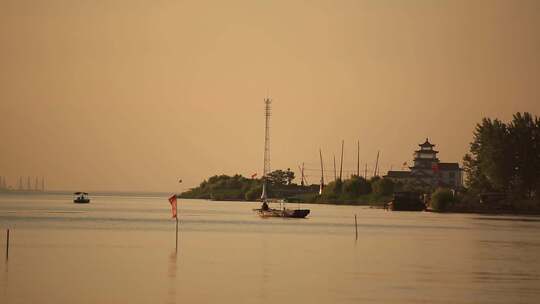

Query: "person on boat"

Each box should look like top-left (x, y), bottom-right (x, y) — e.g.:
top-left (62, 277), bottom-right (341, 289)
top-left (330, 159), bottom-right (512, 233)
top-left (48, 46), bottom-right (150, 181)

top-left (261, 201), bottom-right (269, 211)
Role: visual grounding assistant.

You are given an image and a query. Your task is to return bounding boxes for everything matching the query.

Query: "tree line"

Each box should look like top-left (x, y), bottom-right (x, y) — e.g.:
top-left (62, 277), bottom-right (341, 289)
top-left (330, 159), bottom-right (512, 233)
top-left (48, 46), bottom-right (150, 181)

top-left (179, 170), bottom-right (317, 201)
top-left (463, 112), bottom-right (540, 199)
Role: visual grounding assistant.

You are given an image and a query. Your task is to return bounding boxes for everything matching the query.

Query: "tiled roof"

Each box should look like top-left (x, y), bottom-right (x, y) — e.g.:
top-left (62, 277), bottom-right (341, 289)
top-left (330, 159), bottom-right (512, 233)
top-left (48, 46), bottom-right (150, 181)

top-left (414, 149), bottom-right (438, 154)
top-left (419, 138), bottom-right (435, 147)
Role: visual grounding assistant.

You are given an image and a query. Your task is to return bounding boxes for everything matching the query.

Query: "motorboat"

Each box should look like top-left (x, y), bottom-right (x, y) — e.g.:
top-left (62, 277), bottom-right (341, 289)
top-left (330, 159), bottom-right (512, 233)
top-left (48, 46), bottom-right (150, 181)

top-left (73, 192), bottom-right (90, 204)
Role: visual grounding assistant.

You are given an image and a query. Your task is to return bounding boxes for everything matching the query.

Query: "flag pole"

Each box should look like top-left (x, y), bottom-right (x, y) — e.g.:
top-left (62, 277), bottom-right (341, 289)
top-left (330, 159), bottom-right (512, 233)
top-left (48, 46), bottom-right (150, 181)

top-left (176, 179), bottom-right (182, 252)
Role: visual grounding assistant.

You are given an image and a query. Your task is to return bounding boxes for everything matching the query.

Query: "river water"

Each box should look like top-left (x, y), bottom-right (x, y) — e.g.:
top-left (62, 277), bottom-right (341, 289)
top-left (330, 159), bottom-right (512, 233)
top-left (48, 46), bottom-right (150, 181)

top-left (0, 193), bottom-right (539, 304)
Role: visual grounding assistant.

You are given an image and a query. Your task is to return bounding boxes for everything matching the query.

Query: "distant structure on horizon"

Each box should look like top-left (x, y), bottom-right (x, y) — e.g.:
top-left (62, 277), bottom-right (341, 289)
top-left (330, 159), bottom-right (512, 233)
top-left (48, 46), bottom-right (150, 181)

top-left (0, 176), bottom-right (46, 192)
top-left (384, 138), bottom-right (463, 190)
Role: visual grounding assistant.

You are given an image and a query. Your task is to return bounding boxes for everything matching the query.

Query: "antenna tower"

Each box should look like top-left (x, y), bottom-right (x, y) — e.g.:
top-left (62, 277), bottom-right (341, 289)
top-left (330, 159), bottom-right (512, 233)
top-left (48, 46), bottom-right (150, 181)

top-left (260, 98), bottom-right (271, 200)
top-left (263, 98), bottom-right (271, 177)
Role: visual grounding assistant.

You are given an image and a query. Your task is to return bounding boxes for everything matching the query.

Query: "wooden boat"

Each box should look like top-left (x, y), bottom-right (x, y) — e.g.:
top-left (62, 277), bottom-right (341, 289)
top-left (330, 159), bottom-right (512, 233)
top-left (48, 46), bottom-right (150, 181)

top-left (73, 192), bottom-right (90, 204)
top-left (257, 208), bottom-right (311, 218)
top-left (254, 199), bottom-right (310, 218)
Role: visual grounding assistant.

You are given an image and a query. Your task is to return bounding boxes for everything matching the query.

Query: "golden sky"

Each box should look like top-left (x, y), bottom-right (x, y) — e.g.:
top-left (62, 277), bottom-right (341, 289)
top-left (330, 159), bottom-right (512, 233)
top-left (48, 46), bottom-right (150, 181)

top-left (1, 0), bottom-right (539, 192)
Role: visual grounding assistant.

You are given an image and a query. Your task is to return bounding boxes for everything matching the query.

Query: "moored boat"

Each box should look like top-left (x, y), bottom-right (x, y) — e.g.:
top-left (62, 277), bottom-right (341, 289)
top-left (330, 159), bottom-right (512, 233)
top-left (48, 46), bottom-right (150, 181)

top-left (73, 192), bottom-right (90, 204)
top-left (254, 199), bottom-right (310, 218)
top-left (257, 208), bottom-right (311, 218)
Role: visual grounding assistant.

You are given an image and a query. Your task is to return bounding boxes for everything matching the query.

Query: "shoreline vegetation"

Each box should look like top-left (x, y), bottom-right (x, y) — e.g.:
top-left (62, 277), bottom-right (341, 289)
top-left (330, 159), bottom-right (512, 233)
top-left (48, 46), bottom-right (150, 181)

top-left (182, 112), bottom-right (540, 215)
top-left (178, 168), bottom-right (395, 206)
top-left (453, 112), bottom-right (540, 215)
top-left (179, 173), bottom-right (393, 206)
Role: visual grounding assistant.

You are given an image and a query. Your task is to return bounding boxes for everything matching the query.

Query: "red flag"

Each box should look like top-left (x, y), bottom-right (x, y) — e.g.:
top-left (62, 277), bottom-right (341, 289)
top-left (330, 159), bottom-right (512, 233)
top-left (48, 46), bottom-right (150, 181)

top-left (168, 194), bottom-right (177, 218)
top-left (431, 163), bottom-right (439, 173)
top-left (251, 173), bottom-right (257, 179)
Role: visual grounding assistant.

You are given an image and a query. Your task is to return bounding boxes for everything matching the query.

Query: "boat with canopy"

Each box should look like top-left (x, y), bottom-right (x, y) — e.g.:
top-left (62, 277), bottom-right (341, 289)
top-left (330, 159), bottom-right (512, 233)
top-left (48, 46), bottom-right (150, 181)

top-left (73, 192), bottom-right (90, 203)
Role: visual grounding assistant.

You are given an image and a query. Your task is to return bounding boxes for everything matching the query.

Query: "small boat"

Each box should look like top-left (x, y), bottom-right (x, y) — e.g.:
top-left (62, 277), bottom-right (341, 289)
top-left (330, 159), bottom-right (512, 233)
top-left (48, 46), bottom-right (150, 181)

top-left (387, 191), bottom-right (425, 211)
top-left (73, 192), bottom-right (90, 204)
top-left (254, 199), bottom-right (310, 218)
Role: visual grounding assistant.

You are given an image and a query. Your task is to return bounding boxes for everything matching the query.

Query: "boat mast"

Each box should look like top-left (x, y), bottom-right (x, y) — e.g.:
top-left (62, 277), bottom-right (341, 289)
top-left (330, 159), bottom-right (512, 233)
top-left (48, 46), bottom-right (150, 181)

top-left (298, 162), bottom-right (306, 186)
top-left (364, 163), bottom-right (368, 179)
top-left (261, 98), bottom-right (271, 200)
top-left (357, 140), bottom-right (360, 177)
top-left (373, 150), bottom-right (380, 177)
top-left (339, 140), bottom-right (344, 181)
top-left (333, 155), bottom-right (337, 181)
top-left (319, 149), bottom-right (324, 195)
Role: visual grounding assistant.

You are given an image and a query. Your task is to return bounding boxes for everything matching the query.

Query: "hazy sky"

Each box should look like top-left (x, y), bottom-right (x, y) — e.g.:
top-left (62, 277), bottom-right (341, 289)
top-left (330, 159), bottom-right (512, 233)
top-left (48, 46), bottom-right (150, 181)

top-left (1, 0), bottom-right (539, 192)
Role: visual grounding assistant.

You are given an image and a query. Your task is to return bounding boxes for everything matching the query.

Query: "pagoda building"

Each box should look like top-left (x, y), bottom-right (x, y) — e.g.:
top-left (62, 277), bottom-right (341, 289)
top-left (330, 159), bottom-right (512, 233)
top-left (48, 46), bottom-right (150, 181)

top-left (409, 139), bottom-right (440, 186)
top-left (385, 138), bottom-right (462, 190)
top-left (413, 139), bottom-right (440, 170)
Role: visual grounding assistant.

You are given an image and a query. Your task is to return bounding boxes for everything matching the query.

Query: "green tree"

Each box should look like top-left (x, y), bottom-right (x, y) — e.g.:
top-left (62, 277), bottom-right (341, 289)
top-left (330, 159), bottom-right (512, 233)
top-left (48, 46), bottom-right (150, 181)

top-left (342, 176), bottom-right (371, 197)
top-left (431, 188), bottom-right (455, 211)
top-left (464, 118), bottom-right (513, 192)
top-left (245, 184), bottom-right (262, 201)
top-left (464, 112), bottom-right (540, 199)
top-left (372, 178), bottom-right (394, 196)
top-left (508, 112), bottom-right (540, 198)
top-left (267, 169), bottom-right (295, 186)
top-left (322, 180), bottom-right (343, 198)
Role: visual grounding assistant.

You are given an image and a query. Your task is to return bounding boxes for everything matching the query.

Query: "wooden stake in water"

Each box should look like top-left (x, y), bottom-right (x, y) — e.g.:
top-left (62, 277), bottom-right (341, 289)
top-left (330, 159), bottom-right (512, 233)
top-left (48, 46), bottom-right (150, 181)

top-left (175, 216), bottom-right (179, 252)
top-left (6, 229), bottom-right (9, 261)
top-left (354, 215), bottom-right (358, 240)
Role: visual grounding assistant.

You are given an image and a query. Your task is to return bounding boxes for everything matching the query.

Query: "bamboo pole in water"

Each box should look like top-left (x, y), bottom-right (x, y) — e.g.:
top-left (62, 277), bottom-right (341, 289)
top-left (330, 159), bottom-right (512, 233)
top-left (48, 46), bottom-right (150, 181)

top-left (354, 215), bottom-right (358, 240)
top-left (6, 229), bottom-right (9, 261)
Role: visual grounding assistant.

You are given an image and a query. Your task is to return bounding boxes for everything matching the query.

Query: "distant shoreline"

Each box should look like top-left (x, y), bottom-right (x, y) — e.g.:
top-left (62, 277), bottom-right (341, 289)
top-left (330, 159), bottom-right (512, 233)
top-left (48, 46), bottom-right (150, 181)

top-left (3, 190), bottom-right (538, 217)
top-left (0, 190), bottom-right (172, 197)
top-left (198, 197), bottom-right (540, 216)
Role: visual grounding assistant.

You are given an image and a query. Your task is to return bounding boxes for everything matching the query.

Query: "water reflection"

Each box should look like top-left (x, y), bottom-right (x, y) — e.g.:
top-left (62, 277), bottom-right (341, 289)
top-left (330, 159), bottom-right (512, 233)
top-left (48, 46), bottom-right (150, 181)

top-left (1, 195), bottom-right (540, 304)
top-left (168, 250), bottom-right (178, 304)
top-left (258, 237), bottom-right (269, 302)
top-left (2, 259), bottom-right (8, 302)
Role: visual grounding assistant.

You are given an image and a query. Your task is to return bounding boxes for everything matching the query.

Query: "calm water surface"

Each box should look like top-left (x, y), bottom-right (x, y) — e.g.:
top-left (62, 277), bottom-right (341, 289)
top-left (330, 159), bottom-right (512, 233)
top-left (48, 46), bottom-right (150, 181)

top-left (1, 193), bottom-right (539, 303)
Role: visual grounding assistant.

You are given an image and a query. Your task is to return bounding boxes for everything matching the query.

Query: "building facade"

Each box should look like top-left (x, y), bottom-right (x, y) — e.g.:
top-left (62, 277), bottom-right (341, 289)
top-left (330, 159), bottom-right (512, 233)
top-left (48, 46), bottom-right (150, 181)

top-left (385, 138), bottom-right (463, 190)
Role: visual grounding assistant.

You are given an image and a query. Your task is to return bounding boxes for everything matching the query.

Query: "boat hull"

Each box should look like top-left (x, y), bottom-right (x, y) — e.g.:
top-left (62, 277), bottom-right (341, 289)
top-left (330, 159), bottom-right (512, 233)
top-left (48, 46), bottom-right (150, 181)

top-left (73, 199), bottom-right (90, 204)
top-left (256, 208), bottom-right (310, 218)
